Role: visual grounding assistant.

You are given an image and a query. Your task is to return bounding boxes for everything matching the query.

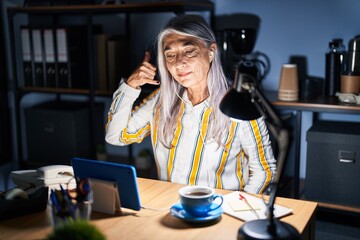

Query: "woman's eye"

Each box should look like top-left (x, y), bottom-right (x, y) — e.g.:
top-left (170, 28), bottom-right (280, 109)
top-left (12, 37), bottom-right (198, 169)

top-left (165, 54), bottom-right (176, 62)
top-left (184, 49), bottom-right (197, 57)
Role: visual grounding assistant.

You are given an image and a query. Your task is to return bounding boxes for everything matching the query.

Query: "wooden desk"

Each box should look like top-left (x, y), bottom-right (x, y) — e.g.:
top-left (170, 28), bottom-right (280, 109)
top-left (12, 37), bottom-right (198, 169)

top-left (267, 91), bottom-right (360, 199)
top-left (0, 178), bottom-right (317, 240)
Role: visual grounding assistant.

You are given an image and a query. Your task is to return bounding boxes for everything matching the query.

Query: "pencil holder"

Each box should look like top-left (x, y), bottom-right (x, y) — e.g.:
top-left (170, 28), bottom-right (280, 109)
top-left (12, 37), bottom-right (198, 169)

top-left (50, 189), bottom-right (93, 227)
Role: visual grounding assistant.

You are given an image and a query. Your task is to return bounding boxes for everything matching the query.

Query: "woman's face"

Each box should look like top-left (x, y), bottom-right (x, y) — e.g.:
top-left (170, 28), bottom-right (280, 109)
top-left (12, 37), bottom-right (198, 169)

top-left (163, 33), bottom-right (215, 90)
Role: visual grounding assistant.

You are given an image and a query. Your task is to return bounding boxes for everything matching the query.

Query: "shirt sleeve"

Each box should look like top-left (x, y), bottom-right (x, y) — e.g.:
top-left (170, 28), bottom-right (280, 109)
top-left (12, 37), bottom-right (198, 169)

top-left (105, 81), bottom-right (157, 146)
top-left (240, 117), bottom-right (277, 194)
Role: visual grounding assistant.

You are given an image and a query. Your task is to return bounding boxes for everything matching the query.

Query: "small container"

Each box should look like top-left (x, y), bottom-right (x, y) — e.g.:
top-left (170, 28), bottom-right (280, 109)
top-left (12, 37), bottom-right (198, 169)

top-left (340, 72), bottom-right (360, 94)
top-left (346, 35), bottom-right (360, 74)
top-left (324, 39), bottom-right (346, 96)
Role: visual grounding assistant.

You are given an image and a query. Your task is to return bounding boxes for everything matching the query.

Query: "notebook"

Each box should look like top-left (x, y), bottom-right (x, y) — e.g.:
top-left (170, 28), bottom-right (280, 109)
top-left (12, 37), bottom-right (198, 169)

top-left (222, 191), bottom-right (293, 222)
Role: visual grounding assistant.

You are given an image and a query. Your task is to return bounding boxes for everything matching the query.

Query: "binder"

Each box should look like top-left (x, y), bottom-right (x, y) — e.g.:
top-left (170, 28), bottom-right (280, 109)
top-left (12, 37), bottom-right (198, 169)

top-left (31, 29), bottom-right (45, 87)
top-left (55, 26), bottom-right (100, 89)
top-left (56, 28), bottom-right (71, 88)
top-left (43, 29), bottom-right (56, 88)
top-left (20, 27), bottom-right (33, 87)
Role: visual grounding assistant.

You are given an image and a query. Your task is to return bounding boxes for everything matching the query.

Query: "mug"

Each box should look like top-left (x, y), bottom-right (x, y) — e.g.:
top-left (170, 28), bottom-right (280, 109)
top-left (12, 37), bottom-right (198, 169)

top-left (178, 185), bottom-right (223, 217)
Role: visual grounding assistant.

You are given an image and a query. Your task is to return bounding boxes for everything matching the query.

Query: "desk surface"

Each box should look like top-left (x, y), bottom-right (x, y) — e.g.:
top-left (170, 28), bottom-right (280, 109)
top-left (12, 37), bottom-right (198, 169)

top-left (0, 178), bottom-right (317, 240)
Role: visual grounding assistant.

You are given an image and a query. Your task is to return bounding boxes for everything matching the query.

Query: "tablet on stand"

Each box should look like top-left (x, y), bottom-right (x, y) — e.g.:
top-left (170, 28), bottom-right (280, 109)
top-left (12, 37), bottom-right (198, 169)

top-left (71, 157), bottom-right (141, 214)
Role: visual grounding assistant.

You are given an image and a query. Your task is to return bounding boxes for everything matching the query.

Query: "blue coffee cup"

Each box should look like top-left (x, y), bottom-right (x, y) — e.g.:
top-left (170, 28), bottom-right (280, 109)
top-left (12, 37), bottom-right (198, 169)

top-left (178, 185), bottom-right (223, 217)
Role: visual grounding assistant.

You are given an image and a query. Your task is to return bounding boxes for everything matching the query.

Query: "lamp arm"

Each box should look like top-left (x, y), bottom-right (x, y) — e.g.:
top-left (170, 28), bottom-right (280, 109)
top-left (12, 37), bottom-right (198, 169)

top-left (249, 84), bottom-right (290, 232)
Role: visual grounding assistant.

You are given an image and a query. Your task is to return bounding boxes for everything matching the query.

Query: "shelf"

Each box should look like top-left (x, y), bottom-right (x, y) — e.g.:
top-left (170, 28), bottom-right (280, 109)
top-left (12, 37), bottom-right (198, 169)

top-left (266, 90), bottom-right (360, 114)
top-left (19, 86), bottom-right (113, 96)
top-left (7, 2), bottom-right (214, 15)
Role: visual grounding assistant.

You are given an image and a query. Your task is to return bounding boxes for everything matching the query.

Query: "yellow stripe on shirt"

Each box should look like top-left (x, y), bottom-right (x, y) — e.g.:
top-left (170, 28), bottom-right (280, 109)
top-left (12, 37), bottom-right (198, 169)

top-left (121, 123), bottom-right (151, 144)
top-left (167, 102), bottom-right (185, 180)
top-left (250, 120), bottom-right (272, 193)
top-left (236, 149), bottom-right (245, 190)
top-left (215, 121), bottom-right (237, 189)
top-left (188, 107), bottom-right (212, 185)
top-left (152, 105), bottom-right (160, 151)
top-left (119, 89), bottom-right (159, 145)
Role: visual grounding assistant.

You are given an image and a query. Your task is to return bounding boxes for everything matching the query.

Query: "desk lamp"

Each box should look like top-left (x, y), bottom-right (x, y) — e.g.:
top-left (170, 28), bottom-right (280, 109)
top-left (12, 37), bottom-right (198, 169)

top-left (219, 69), bottom-right (301, 240)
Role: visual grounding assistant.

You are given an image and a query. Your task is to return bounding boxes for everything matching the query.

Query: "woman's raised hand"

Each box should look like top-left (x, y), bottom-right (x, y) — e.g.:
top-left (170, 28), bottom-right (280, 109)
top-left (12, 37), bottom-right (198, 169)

top-left (126, 51), bottom-right (159, 89)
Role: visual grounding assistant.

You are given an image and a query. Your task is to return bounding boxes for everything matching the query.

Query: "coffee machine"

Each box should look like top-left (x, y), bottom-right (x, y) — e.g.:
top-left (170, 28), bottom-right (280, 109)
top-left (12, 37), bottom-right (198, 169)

top-left (215, 13), bottom-right (270, 85)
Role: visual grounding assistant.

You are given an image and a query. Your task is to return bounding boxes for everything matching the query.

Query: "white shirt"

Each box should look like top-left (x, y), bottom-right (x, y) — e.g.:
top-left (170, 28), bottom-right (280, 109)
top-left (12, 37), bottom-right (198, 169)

top-left (105, 82), bottom-right (276, 194)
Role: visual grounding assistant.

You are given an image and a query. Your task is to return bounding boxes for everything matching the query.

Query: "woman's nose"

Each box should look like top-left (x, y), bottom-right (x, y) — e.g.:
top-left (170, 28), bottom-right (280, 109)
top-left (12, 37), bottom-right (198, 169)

top-left (175, 53), bottom-right (186, 67)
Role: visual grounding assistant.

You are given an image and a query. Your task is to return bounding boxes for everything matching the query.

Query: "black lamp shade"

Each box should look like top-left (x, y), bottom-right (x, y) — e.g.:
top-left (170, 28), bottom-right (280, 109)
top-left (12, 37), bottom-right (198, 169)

top-left (220, 88), bottom-right (261, 121)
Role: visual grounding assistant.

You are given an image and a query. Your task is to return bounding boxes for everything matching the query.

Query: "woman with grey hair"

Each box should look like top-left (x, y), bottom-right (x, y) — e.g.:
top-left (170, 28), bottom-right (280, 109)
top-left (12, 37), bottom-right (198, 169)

top-left (105, 14), bottom-right (276, 194)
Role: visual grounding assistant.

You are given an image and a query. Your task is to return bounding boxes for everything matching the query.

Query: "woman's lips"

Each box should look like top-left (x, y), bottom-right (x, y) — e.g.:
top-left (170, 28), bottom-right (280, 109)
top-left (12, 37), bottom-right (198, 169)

top-left (178, 72), bottom-right (191, 77)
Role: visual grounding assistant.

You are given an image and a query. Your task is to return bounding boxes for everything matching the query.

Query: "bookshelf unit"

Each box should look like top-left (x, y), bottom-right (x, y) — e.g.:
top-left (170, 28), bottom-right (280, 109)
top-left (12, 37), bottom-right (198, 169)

top-left (6, 2), bottom-right (214, 168)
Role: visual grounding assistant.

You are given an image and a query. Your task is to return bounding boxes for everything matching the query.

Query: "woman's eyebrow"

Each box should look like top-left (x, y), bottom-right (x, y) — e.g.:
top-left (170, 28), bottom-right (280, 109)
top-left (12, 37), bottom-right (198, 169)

top-left (164, 40), bottom-right (197, 51)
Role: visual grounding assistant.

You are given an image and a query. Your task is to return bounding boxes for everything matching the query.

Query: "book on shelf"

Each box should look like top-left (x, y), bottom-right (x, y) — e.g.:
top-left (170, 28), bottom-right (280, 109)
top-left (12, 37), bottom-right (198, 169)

top-left (94, 33), bottom-right (108, 92)
top-left (106, 35), bottom-right (130, 92)
top-left (93, 34), bottom-right (130, 93)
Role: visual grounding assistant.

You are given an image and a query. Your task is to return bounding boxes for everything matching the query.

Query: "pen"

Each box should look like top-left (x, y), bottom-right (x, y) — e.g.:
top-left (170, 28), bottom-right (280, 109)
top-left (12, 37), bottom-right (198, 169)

top-left (50, 189), bottom-right (61, 213)
top-left (239, 193), bottom-right (260, 219)
top-left (59, 185), bottom-right (76, 219)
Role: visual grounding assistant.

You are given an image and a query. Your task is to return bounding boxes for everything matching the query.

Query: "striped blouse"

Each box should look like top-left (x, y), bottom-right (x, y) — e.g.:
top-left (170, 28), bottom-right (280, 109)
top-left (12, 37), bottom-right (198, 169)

top-left (105, 82), bottom-right (276, 194)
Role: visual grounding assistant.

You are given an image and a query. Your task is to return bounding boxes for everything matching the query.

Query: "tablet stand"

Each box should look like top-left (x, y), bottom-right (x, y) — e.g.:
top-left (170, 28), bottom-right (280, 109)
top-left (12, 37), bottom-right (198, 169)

top-left (89, 178), bottom-right (121, 215)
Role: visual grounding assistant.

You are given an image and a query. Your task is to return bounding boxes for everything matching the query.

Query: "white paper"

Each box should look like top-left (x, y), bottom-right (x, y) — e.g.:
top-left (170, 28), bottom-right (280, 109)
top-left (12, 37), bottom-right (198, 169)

top-left (222, 191), bottom-right (293, 222)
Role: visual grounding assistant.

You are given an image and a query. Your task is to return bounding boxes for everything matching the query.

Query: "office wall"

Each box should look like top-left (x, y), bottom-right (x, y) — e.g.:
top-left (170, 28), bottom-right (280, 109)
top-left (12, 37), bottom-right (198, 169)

top-left (215, 0), bottom-right (360, 178)
top-left (215, 0), bottom-right (360, 91)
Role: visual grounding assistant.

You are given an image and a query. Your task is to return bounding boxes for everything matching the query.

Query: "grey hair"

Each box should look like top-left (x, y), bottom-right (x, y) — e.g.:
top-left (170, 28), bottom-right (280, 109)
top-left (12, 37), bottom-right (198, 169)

top-left (156, 15), bottom-right (230, 148)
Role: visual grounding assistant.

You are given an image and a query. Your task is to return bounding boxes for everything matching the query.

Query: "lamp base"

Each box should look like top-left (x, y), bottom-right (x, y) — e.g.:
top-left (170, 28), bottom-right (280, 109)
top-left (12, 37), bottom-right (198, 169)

top-left (237, 218), bottom-right (301, 240)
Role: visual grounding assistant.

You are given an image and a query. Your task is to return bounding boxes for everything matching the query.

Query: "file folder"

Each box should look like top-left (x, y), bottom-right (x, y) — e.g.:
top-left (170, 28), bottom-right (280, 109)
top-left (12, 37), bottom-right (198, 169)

top-left (56, 28), bottom-right (71, 88)
top-left (31, 29), bottom-right (45, 87)
top-left (43, 29), bottom-right (57, 88)
top-left (20, 27), bottom-right (33, 86)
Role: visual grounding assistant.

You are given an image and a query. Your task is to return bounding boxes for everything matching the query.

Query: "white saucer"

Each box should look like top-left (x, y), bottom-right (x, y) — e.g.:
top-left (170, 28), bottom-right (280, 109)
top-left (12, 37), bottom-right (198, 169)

top-left (170, 202), bottom-right (223, 223)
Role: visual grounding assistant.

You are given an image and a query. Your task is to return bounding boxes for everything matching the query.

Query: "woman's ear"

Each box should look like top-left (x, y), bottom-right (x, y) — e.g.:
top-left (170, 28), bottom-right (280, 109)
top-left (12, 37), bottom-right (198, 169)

top-left (209, 43), bottom-right (217, 62)
top-left (209, 51), bottom-right (214, 61)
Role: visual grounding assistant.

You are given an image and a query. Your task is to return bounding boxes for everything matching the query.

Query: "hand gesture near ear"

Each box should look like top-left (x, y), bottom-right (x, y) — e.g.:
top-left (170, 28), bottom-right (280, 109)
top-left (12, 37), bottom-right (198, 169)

top-left (126, 51), bottom-right (159, 89)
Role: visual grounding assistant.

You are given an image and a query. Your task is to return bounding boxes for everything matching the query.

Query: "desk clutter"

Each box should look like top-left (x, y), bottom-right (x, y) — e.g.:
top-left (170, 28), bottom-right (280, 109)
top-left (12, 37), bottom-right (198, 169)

top-left (336, 92), bottom-right (360, 104)
top-left (50, 179), bottom-right (92, 226)
top-left (0, 164), bottom-right (92, 222)
top-left (169, 186), bottom-right (293, 224)
top-left (0, 165), bottom-right (75, 220)
top-left (0, 186), bottom-right (48, 220)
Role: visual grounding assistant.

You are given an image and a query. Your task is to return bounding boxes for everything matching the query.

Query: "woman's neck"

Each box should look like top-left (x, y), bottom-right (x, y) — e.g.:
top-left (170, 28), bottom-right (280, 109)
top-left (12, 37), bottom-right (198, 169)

top-left (186, 87), bottom-right (209, 106)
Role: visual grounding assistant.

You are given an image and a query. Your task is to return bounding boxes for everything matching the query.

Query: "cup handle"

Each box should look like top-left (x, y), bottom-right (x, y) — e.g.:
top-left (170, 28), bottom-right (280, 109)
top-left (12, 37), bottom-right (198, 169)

top-left (209, 194), bottom-right (223, 211)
